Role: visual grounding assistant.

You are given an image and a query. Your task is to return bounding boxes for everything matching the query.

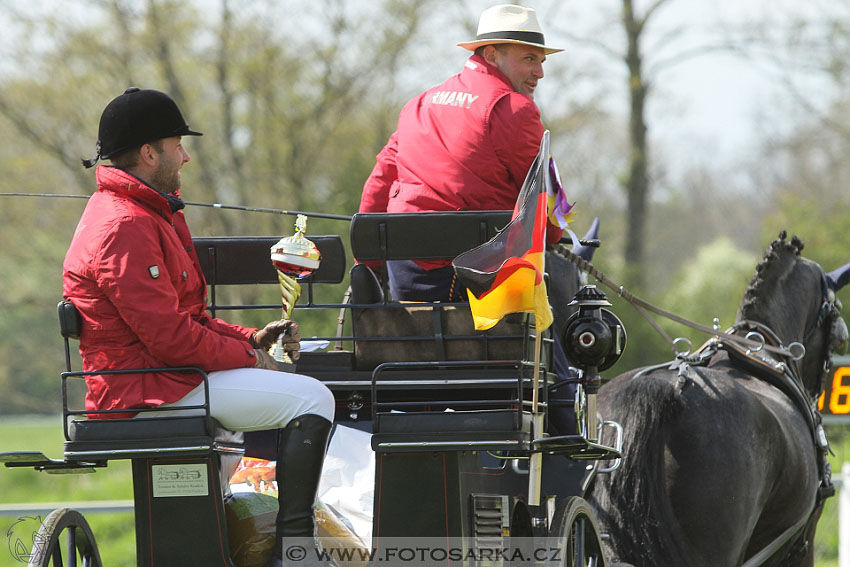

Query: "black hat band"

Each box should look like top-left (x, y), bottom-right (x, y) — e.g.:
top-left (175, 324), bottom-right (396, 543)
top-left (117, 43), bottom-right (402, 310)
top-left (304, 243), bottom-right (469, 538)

top-left (476, 30), bottom-right (546, 45)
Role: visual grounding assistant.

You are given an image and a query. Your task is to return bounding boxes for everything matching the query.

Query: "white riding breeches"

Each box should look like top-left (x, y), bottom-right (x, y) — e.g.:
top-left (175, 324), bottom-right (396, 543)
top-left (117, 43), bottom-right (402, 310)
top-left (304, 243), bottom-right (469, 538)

top-left (151, 368), bottom-right (335, 431)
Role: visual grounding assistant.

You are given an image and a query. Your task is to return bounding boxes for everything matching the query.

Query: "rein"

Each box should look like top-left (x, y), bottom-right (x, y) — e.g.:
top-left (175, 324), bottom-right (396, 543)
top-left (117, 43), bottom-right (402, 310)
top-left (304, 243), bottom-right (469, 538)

top-left (555, 245), bottom-right (806, 364)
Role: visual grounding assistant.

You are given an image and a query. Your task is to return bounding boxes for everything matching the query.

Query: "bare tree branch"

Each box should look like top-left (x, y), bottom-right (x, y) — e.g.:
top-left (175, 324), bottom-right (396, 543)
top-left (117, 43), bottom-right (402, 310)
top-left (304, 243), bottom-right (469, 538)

top-left (0, 96), bottom-right (91, 190)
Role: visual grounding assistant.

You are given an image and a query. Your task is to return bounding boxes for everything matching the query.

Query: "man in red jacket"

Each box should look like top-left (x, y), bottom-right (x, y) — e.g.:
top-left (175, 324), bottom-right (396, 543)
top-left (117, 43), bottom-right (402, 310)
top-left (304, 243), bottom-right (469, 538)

top-left (358, 4), bottom-right (564, 301)
top-left (67, 88), bottom-right (331, 566)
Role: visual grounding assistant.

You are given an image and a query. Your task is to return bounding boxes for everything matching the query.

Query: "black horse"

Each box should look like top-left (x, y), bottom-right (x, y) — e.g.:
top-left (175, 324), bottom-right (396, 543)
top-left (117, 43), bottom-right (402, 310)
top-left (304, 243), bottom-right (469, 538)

top-left (586, 232), bottom-right (849, 566)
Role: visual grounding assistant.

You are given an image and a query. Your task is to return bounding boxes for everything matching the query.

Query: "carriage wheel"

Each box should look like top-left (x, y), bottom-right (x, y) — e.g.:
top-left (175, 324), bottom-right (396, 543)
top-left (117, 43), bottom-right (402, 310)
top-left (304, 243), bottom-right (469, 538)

top-left (27, 508), bottom-right (103, 567)
top-left (549, 496), bottom-right (606, 567)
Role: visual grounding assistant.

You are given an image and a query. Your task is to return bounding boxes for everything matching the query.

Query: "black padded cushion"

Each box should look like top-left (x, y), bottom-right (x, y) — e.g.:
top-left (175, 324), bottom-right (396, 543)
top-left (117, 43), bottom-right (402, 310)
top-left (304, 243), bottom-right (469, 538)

top-left (68, 416), bottom-right (212, 442)
top-left (58, 300), bottom-right (82, 340)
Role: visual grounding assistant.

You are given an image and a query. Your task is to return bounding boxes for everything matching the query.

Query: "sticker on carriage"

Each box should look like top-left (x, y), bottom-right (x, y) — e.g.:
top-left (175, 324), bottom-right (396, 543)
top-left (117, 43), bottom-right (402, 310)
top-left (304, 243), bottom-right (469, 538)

top-left (152, 464), bottom-right (209, 497)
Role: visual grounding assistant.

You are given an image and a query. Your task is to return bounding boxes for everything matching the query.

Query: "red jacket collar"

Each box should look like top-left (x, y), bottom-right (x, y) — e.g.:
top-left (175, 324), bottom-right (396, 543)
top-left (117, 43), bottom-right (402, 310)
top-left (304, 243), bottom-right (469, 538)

top-left (95, 165), bottom-right (177, 220)
top-left (465, 54), bottom-right (515, 92)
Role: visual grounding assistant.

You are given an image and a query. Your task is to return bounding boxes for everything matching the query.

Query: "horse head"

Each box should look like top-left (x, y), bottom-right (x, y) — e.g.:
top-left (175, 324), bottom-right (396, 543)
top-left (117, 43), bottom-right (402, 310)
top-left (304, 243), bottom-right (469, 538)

top-left (736, 231), bottom-right (849, 398)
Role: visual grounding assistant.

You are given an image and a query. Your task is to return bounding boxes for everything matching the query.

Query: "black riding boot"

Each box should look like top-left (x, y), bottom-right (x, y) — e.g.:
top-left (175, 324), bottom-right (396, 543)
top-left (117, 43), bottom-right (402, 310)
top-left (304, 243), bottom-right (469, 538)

top-left (267, 414), bottom-right (333, 567)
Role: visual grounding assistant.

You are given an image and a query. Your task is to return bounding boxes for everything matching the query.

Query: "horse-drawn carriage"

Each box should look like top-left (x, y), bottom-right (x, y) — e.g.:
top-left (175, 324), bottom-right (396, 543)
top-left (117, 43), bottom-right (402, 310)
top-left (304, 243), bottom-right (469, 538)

top-left (0, 199), bottom-right (848, 567)
top-left (0, 210), bottom-right (627, 567)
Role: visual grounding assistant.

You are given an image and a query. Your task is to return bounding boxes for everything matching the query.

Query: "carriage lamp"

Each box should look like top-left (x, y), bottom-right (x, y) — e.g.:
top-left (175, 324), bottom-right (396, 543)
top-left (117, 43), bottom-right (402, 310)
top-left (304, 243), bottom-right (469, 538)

top-left (562, 285), bottom-right (627, 442)
top-left (269, 214), bottom-right (321, 363)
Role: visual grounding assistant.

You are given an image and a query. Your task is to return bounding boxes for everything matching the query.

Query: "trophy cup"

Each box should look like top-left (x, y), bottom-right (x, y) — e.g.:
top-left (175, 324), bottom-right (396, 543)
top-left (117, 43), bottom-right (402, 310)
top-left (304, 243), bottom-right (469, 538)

top-left (268, 214), bottom-right (321, 363)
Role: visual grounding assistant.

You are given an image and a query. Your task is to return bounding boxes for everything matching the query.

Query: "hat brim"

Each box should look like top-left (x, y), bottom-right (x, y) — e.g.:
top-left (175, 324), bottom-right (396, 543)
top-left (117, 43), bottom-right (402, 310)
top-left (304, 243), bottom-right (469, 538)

top-left (176, 126), bottom-right (203, 137)
top-left (457, 39), bottom-right (563, 55)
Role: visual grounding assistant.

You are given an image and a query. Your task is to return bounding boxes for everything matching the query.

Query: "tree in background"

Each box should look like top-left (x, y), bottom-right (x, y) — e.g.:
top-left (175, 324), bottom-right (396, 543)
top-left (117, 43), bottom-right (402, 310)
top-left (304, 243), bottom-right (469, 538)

top-left (0, 0), bottom-right (443, 414)
top-left (1, 0), bottom-right (848, 413)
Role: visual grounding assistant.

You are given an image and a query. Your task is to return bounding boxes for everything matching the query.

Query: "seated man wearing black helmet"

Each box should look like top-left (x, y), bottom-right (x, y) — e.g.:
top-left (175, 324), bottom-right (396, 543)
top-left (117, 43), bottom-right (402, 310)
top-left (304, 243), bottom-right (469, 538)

top-left (66, 87), bottom-right (332, 567)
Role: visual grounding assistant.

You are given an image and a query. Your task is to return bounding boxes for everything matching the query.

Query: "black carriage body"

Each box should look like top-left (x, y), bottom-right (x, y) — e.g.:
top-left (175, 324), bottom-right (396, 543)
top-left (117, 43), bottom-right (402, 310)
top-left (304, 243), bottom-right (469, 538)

top-left (2, 210), bottom-right (618, 567)
top-left (131, 456), bottom-right (232, 566)
top-left (372, 451), bottom-right (585, 538)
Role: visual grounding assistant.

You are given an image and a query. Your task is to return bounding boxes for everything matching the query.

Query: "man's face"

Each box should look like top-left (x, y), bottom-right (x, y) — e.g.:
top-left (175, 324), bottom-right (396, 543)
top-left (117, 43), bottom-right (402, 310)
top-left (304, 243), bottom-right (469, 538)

top-left (149, 136), bottom-right (190, 194)
top-left (487, 44), bottom-right (546, 98)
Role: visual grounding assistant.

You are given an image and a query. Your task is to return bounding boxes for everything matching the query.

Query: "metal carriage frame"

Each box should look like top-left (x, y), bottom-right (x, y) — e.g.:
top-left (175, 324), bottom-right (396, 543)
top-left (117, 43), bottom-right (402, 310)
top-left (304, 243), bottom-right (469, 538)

top-left (2, 210), bottom-right (624, 567)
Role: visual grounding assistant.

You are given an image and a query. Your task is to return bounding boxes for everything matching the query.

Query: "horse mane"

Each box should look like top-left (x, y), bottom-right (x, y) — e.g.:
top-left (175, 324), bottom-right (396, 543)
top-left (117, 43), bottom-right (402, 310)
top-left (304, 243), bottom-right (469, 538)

top-left (738, 230), bottom-right (805, 322)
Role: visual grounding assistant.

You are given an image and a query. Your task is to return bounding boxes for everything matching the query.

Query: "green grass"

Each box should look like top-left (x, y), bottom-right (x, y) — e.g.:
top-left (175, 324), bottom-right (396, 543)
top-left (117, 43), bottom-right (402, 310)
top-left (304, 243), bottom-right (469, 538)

top-left (1, 417), bottom-right (849, 566)
top-left (0, 416), bottom-right (135, 567)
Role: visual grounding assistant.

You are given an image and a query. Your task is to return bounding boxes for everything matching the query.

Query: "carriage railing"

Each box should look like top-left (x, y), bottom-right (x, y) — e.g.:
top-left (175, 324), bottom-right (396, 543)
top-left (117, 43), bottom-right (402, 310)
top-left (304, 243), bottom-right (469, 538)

top-left (192, 217), bottom-right (593, 459)
top-left (190, 212), bottom-right (624, 463)
top-left (368, 359), bottom-right (549, 453)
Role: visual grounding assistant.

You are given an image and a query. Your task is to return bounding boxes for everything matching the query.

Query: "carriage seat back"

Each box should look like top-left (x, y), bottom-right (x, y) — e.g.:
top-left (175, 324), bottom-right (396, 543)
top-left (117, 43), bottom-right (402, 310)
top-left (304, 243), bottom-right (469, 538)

top-left (350, 210), bottom-right (511, 265)
top-left (192, 235), bottom-right (346, 317)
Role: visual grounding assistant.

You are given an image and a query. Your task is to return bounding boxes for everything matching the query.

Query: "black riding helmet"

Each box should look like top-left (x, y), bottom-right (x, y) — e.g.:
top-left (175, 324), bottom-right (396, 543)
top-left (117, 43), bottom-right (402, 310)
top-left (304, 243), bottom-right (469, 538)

top-left (82, 87), bottom-right (202, 168)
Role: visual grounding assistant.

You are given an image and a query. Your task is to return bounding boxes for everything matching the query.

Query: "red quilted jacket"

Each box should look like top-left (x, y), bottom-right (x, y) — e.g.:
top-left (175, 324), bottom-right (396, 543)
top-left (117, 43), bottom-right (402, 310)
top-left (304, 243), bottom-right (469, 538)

top-left (63, 166), bottom-right (257, 417)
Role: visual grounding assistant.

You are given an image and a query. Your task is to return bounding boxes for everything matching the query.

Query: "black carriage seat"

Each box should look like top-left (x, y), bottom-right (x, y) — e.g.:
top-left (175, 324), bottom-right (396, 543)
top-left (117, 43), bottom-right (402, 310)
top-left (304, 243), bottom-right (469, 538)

top-left (348, 211), bottom-right (540, 370)
top-left (58, 301), bottom-right (244, 465)
top-left (349, 212), bottom-right (555, 452)
top-left (59, 234), bottom-right (345, 461)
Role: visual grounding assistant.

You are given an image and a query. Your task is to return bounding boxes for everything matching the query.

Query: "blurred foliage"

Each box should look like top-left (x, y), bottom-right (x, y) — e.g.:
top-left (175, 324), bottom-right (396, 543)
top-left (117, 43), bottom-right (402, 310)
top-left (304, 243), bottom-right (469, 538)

top-left (0, 0), bottom-right (447, 414)
top-left (2, 0), bottom-right (850, 415)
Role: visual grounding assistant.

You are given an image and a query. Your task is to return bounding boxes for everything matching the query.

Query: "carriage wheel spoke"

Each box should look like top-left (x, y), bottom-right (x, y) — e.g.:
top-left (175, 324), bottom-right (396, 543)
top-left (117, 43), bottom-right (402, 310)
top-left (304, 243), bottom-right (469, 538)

top-left (52, 544), bottom-right (64, 567)
top-left (575, 518), bottom-right (586, 565)
top-left (69, 525), bottom-right (79, 567)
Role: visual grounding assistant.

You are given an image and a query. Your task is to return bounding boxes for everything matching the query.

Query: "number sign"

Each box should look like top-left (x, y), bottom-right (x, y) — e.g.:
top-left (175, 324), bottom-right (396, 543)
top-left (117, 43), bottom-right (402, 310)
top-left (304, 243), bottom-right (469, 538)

top-left (819, 356), bottom-right (850, 422)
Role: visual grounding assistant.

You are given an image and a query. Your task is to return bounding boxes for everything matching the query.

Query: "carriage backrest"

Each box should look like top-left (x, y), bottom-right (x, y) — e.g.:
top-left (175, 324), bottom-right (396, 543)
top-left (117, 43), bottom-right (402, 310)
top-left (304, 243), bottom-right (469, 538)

top-left (350, 210), bottom-right (510, 290)
top-left (192, 235), bottom-right (345, 316)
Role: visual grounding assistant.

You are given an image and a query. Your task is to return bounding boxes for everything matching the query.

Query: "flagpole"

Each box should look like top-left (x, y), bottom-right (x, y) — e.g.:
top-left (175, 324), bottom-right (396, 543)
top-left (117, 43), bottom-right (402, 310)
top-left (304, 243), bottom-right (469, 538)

top-left (528, 322), bottom-right (544, 506)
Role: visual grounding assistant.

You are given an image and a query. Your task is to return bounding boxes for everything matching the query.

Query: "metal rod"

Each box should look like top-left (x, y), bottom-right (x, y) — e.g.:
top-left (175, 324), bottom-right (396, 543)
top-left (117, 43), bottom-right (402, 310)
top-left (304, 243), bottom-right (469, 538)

top-left (528, 329), bottom-right (544, 506)
top-left (586, 393), bottom-right (598, 443)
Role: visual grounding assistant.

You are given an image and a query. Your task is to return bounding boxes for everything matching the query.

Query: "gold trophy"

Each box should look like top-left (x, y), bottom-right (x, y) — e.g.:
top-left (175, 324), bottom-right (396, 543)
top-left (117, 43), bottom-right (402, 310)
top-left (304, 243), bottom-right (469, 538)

top-left (268, 214), bottom-right (321, 363)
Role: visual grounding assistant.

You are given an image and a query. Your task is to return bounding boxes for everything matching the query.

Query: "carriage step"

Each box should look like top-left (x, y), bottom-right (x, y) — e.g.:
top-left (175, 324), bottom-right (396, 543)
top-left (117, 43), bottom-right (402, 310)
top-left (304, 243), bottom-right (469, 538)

top-left (533, 435), bottom-right (622, 460)
top-left (0, 451), bottom-right (101, 474)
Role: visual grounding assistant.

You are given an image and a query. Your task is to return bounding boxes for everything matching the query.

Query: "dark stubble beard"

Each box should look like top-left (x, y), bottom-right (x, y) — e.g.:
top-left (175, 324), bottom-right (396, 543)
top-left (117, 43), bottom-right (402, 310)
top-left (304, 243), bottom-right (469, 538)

top-left (149, 154), bottom-right (181, 195)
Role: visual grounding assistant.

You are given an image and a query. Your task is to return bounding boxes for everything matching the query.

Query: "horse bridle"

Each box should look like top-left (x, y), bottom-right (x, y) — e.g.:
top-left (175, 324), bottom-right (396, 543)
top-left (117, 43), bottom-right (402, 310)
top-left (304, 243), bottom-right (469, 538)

top-left (801, 271), bottom-right (849, 397)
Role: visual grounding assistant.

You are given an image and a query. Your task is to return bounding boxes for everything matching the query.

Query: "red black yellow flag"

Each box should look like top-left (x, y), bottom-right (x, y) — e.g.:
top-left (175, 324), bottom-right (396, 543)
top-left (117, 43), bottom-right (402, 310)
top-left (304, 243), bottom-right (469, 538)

top-left (453, 132), bottom-right (553, 331)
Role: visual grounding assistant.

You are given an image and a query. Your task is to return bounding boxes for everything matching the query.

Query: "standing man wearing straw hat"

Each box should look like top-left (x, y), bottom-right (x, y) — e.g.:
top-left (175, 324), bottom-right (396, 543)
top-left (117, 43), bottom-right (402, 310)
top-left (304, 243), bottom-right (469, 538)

top-left (358, 4), bottom-right (564, 302)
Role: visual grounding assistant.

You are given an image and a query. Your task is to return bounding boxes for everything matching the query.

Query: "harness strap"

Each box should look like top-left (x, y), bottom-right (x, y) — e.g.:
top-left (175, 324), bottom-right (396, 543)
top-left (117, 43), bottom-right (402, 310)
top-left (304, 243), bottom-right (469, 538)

top-left (740, 498), bottom-right (816, 567)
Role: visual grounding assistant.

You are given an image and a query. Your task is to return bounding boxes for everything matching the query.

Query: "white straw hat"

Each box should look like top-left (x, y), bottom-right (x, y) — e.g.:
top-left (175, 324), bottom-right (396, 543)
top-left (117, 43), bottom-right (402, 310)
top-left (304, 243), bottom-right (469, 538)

top-left (457, 4), bottom-right (563, 55)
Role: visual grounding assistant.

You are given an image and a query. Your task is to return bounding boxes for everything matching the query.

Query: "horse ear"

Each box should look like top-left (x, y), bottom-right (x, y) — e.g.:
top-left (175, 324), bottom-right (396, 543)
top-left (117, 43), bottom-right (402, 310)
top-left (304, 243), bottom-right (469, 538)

top-left (574, 218), bottom-right (601, 261)
top-left (827, 261), bottom-right (850, 291)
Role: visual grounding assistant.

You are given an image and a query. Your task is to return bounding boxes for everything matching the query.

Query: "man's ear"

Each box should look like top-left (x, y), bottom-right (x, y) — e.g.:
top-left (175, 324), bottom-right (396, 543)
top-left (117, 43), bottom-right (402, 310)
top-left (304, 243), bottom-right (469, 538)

top-left (482, 45), bottom-right (499, 64)
top-left (139, 143), bottom-right (157, 166)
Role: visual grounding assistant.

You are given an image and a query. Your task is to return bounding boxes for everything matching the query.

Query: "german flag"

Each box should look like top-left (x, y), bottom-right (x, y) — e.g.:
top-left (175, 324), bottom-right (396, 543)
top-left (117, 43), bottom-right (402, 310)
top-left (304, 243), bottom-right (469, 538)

top-left (453, 132), bottom-right (553, 331)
